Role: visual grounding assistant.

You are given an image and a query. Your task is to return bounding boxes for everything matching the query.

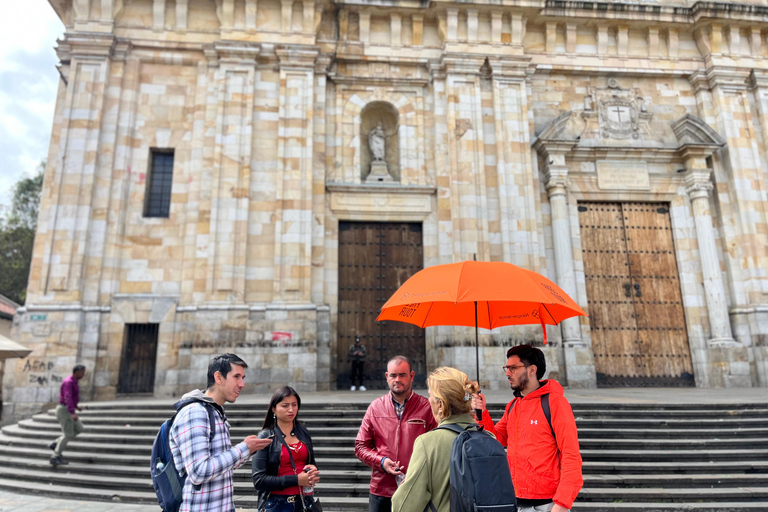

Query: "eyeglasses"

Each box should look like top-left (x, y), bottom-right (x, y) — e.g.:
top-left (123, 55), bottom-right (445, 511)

top-left (502, 364), bottom-right (528, 373)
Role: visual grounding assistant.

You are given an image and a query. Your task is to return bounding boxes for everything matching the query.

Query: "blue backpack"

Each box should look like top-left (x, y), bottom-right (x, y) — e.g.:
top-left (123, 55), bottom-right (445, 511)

top-left (150, 400), bottom-right (216, 512)
top-left (433, 423), bottom-right (517, 512)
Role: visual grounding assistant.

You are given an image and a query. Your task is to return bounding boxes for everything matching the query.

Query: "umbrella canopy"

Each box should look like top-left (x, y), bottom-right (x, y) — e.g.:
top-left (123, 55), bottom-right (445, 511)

top-left (0, 334), bottom-right (32, 360)
top-left (377, 260), bottom-right (586, 329)
top-left (376, 260), bottom-right (587, 382)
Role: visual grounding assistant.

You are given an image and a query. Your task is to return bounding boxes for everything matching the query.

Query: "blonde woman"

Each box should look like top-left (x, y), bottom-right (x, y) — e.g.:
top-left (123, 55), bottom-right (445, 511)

top-left (391, 367), bottom-right (483, 512)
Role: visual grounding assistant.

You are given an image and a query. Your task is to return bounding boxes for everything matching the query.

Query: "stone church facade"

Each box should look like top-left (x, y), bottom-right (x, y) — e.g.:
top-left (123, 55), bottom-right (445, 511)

top-left (4, 0), bottom-right (768, 420)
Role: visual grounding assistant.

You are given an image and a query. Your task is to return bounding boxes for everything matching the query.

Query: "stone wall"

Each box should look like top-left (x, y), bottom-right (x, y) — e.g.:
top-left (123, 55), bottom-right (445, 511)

top-left (5, 0), bottom-right (768, 421)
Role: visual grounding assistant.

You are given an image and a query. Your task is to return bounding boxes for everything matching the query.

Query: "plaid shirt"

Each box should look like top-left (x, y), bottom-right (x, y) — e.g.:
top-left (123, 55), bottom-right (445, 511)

top-left (170, 400), bottom-right (251, 512)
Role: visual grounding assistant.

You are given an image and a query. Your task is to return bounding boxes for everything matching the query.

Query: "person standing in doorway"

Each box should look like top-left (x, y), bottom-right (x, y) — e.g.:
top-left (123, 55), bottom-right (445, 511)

top-left (49, 364), bottom-right (86, 467)
top-left (349, 335), bottom-right (367, 391)
top-left (473, 345), bottom-right (583, 512)
top-left (355, 356), bottom-right (437, 512)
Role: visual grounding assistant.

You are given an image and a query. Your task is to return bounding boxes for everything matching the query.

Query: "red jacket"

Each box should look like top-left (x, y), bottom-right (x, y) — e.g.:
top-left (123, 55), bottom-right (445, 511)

top-left (479, 380), bottom-right (583, 509)
top-left (355, 391), bottom-right (438, 497)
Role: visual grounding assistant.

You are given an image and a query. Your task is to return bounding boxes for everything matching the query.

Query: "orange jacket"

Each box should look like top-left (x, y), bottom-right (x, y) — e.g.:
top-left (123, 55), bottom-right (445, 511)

top-left (478, 380), bottom-right (583, 509)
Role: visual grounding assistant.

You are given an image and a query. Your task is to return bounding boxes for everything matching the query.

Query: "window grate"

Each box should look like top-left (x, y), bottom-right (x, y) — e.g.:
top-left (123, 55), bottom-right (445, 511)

top-left (144, 150), bottom-right (174, 218)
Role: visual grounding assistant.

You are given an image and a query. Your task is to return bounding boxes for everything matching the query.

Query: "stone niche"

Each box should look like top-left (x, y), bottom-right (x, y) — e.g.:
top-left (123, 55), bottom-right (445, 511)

top-left (360, 101), bottom-right (399, 182)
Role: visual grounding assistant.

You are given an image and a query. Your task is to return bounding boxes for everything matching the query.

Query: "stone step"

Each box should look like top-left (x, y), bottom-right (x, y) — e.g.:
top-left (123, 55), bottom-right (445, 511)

top-left (2, 437), bottom-right (766, 476)
top-left (68, 406), bottom-right (768, 420)
top-left (29, 412), bottom-right (768, 430)
top-left (0, 437), bottom-right (368, 470)
top-left (0, 460), bottom-right (765, 505)
top-left (2, 453), bottom-right (765, 490)
top-left (9, 423), bottom-right (768, 452)
top-left (579, 448), bottom-right (768, 462)
top-left (0, 477), bottom-right (368, 511)
top-left (576, 487), bottom-right (768, 502)
top-left (8, 432), bottom-right (768, 462)
top-left (79, 400), bottom-right (768, 412)
top-left (17, 418), bottom-right (768, 441)
top-left (570, 503), bottom-right (768, 512)
top-left (6, 400), bottom-right (765, 511)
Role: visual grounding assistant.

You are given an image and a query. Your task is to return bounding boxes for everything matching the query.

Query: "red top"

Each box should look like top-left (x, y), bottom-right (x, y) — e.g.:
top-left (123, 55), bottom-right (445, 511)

top-left (272, 441), bottom-right (309, 495)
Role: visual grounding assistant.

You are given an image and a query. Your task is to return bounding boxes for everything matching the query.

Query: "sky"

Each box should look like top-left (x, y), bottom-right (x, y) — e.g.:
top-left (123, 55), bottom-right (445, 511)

top-left (0, 0), bottom-right (64, 207)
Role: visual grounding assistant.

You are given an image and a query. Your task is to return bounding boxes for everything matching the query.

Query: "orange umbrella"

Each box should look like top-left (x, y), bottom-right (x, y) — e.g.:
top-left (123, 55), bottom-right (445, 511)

top-left (376, 260), bottom-right (587, 381)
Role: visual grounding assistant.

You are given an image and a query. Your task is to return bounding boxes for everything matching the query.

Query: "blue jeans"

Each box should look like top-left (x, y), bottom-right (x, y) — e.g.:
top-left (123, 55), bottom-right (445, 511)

top-left (261, 495), bottom-right (302, 512)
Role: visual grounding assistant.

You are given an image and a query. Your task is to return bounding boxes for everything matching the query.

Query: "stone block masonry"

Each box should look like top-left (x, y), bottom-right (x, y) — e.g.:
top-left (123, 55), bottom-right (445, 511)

top-left (4, 0), bottom-right (768, 423)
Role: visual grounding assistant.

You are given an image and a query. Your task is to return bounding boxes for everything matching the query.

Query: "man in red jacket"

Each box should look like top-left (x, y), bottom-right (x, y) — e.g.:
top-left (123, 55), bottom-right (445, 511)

top-left (355, 355), bottom-right (437, 512)
top-left (473, 345), bottom-right (583, 512)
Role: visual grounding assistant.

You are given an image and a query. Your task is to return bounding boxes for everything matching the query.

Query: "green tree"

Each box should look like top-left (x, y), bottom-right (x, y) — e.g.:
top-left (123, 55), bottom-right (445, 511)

top-left (0, 163), bottom-right (45, 305)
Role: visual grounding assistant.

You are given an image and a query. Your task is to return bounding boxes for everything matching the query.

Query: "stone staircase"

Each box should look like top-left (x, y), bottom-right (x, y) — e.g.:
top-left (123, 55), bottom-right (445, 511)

top-left (0, 399), bottom-right (767, 511)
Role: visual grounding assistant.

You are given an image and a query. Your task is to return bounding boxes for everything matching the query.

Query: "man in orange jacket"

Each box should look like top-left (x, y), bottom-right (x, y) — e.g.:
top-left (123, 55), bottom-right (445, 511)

top-left (472, 345), bottom-right (583, 512)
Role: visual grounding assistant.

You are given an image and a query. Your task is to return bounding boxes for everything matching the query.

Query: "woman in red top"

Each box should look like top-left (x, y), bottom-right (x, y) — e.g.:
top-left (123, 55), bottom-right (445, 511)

top-left (253, 387), bottom-right (321, 512)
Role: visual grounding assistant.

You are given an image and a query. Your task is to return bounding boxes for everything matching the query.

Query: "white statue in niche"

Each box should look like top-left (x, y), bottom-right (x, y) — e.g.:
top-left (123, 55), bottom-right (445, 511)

top-left (368, 122), bottom-right (386, 162)
top-left (366, 121), bottom-right (393, 183)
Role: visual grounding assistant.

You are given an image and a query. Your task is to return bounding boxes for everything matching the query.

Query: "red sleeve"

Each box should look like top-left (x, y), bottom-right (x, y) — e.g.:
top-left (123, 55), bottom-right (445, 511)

top-left (354, 407), bottom-right (382, 470)
top-left (551, 397), bottom-right (583, 509)
top-left (492, 400), bottom-right (512, 448)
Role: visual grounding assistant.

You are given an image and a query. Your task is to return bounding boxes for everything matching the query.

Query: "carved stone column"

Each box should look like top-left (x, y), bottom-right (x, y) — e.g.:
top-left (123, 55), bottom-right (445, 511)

top-left (544, 152), bottom-right (585, 347)
top-left (684, 166), bottom-right (738, 346)
top-left (542, 157), bottom-right (583, 347)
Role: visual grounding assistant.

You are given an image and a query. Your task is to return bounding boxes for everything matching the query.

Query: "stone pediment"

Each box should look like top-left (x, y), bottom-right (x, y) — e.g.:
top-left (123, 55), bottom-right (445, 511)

top-left (534, 107), bottom-right (724, 160)
top-left (672, 114), bottom-right (726, 147)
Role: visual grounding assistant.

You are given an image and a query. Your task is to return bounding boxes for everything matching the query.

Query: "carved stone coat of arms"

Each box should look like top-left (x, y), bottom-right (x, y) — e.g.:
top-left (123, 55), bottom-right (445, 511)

top-left (586, 78), bottom-right (653, 140)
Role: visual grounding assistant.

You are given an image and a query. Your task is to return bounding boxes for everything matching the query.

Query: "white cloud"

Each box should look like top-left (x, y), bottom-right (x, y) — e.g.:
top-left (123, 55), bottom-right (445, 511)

top-left (0, 0), bottom-right (64, 205)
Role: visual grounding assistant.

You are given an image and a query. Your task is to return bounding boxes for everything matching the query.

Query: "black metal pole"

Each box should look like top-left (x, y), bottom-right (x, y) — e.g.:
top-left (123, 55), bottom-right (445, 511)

top-left (474, 300), bottom-right (479, 383)
top-left (474, 300), bottom-right (483, 422)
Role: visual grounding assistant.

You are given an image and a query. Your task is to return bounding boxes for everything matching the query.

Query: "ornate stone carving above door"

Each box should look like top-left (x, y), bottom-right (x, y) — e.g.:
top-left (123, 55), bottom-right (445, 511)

top-left (582, 79), bottom-right (656, 143)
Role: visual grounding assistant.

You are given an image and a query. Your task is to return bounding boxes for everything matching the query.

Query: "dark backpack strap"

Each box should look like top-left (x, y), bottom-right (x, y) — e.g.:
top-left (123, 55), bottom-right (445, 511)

top-left (504, 398), bottom-right (518, 419)
top-left (424, 501), bottom-right (438, 512)
top-left (435, 423), bottom-right (466, 435)
top-left (541, 393), bottom-right (556, 444)
top-left (202, 403), bottom-right (217, 442)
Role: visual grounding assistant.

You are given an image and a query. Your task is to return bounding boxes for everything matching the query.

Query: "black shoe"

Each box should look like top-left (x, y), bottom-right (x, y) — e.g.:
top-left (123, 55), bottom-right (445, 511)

top-left (48, 441), bottom-right (56, 452)
top-left (49, 456), bottom-right (69, 467)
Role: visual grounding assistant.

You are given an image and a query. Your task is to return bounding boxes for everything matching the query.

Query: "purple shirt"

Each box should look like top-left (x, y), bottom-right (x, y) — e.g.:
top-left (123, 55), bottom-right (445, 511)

top-left (59, 375), bottom-right (80, 414)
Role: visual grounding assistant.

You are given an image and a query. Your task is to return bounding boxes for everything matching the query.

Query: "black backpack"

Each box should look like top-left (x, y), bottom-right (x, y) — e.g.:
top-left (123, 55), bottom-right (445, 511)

top-left (150, 400), bottom-right (217, 512)
top-left (432, 423), bottom-right (517, 512)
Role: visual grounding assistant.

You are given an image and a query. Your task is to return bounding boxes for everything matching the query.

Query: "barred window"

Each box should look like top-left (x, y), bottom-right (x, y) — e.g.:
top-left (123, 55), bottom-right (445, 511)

top-left (144, 149), bottom-right (174, 218)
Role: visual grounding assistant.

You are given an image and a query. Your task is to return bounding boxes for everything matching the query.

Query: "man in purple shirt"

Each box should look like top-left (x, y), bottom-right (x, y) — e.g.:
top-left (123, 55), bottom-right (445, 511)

top-left (49, 364), bottom-right (86, 467)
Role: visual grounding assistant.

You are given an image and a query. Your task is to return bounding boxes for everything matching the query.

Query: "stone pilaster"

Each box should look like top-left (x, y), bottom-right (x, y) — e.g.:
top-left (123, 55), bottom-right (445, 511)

top-left (274, 47), bottom-right (319, 303)
top-left (683, 166), bottom-right (737, 346)
top-left (488, 59), bottom-right (539, 271)
top-left (442, 56), bottom-right (490, 262)
top-left (40, 34), bottom-right (115, 300)
top-left (541, 159), bottom-right (582, 347)
top-left (205, 44), bottom-right (259, 302)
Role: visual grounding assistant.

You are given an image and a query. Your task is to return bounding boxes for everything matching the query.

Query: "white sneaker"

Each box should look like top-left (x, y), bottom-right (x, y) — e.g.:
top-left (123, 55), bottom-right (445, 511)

top-left (350, 386), bottom-right (356, 391)
top-left (359, 385), bottom-right (367, 391)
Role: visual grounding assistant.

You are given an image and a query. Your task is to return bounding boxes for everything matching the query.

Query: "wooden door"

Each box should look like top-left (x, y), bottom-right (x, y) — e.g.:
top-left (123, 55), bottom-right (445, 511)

top-left (337, 222), bottom-right (426, 389)
top-left (579, 202), bottom-right (694, 387)
top-left (118, 323), bottom-right (159, 394)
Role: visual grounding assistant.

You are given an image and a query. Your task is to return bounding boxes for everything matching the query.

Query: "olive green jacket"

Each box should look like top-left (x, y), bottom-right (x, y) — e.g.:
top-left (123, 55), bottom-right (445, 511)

top-left (392, 413), bottom-right (478, 512)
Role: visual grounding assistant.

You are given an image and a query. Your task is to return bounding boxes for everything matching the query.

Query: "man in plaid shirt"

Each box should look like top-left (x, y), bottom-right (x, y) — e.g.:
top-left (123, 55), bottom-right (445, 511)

top-left (170, 354), bottom-right (271, 512)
